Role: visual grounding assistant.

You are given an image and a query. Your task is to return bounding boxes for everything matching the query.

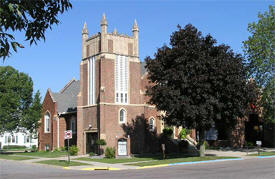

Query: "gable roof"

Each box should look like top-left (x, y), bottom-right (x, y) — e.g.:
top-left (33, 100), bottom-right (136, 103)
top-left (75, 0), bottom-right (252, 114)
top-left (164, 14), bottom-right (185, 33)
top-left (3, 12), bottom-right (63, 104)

top-left (50, 79), bottom-right (80, 114)
top-left (141, 62), bottom-right (147, 75)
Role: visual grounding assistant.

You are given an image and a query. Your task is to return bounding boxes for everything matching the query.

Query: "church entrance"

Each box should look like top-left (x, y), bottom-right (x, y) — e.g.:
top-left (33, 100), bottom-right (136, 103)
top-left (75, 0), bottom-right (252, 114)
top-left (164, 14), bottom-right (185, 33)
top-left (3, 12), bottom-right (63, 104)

top-left (86, 132), bottom-right (98, 154)
top-left (117, 138), bottom-right (127, 156)
top-left (245, 114), bottom-right (263, 145)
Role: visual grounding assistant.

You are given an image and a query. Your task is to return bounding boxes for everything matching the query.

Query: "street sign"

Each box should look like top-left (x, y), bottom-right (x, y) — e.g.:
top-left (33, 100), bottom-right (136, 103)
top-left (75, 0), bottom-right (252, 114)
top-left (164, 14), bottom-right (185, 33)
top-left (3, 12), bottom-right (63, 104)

top-left (256, 141), bottom-right (262, 146)
top-left (64, 130), bottom-right (72, 139)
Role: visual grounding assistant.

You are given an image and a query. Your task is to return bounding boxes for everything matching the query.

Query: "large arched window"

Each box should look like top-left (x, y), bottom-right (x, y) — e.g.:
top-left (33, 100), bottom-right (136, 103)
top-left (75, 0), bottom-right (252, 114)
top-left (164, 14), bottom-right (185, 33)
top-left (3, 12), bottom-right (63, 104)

top-left (119, 109), bottom-right (126, 124)
top-left (44, 112), bottom-right (51, 133)
top-left (149, 117), bottom-right (155, 131)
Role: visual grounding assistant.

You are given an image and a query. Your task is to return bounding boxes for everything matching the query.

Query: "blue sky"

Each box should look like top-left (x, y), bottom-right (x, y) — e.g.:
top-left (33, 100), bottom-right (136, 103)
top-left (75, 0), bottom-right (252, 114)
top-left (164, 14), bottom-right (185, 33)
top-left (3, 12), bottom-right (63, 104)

top-left (1, 0), bottom-right (273, 98)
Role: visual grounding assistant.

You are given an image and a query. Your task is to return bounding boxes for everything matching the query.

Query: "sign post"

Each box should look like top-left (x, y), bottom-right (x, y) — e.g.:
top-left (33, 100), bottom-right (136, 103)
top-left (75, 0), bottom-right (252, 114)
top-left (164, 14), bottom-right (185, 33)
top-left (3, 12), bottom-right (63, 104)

top-left (64, 130), bottom-right (72, 163)
top-left (161, 144), bottom-right (166, 159)
top-left (256, 141), bottom-right (262, 156)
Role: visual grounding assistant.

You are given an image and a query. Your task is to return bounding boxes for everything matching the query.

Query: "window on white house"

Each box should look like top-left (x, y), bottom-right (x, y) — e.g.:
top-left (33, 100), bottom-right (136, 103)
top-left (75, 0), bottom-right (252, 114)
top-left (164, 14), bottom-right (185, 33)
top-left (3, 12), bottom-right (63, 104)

top-left (12, 136), bottom-right (15, 143)
top-left (24, 136), bottom-right (27, 143)
top-left (119, 109), bottom-right (126, 123)
top-left (5, 136), bottom-right (8, 143)
top-left (149, 118), bottom-right (155, 131)
top-left (44, 112), bottom-right (51, 133)
top-left (115, 55), bottom-right (128, 104)
top-left (16, 136), bottom-right (18, 144)
top-left (89, 56), bottom-right (96, 105)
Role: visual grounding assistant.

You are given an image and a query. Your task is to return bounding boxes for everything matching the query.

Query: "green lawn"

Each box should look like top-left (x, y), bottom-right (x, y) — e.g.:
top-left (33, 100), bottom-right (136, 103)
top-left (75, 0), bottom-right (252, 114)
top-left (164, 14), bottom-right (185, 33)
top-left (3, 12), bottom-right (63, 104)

top-left (36, 160), bottom-right (89, 167)
top-left (248, 151), bottom-right (275, 156)
top-left (128, 156), bottom-right (238, 167)
top-left (74, 156), bottom-right (156, 164)
top-left (0, 154), bottom-right (35, 160)
top-left (16, 151), bottom-right (67, 158)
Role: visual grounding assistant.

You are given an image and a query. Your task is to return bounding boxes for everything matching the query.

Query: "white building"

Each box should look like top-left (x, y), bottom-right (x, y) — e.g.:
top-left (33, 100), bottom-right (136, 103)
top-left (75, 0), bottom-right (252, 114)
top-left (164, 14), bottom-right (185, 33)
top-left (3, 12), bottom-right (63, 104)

top-left (0, 130), bottom-right (38, 149)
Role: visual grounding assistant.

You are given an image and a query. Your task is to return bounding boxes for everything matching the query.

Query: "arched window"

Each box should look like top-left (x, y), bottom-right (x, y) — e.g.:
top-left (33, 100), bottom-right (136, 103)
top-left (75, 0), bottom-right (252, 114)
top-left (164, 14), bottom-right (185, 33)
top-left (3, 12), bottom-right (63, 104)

top-left (149, 118), bottom-right (155, 131)
top-left (119, 109), bottom-right (126, 124)
top-left (44, 112), bottom-right (51, 133)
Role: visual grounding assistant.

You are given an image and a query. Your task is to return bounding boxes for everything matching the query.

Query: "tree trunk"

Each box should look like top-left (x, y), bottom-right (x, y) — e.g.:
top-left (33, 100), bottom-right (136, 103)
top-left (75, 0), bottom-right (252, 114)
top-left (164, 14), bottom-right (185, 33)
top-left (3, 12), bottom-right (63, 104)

top-left (199, 128), bottom-right (206, 157)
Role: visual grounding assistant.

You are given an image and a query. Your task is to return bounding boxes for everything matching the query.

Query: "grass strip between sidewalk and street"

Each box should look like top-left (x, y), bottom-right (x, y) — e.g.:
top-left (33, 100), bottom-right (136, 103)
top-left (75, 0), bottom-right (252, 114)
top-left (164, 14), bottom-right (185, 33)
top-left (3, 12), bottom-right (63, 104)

top-left (74, 157), bottom-right (156, 164)
top-left (127, 156), bottom-right (238, 167)
top-left (36, 160), bottom-right (89, 167)
top-left (248, 151), bottom-right (275, 156)
top-left (0, 154), bottom-right (35, 160)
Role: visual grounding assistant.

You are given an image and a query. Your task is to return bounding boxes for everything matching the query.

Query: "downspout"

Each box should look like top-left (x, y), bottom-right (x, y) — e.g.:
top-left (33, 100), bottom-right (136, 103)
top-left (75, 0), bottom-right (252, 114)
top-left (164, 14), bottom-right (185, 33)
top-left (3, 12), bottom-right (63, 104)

top-left (57, 115), bottom-right (60, 148)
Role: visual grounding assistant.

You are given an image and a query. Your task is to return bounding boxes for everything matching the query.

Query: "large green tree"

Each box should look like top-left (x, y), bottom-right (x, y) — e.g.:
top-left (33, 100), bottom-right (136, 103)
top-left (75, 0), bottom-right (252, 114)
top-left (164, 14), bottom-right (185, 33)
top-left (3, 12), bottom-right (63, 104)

top-left (0, 0), bottom-right (72, 60)
top-left (243, 5), bottom-right (275, 123)
top-left (0, 66), bottom-right (42, 134)
top-left (145, 25), bottom-right (255, 156)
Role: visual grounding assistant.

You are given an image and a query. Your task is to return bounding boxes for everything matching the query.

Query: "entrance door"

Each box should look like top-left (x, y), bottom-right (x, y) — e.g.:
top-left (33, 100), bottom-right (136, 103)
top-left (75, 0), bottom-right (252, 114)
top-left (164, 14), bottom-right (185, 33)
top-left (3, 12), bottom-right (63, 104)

top-left (86, 133), bottom-right (98, 154)
top-left (118, 139), bottom-right (127, 156)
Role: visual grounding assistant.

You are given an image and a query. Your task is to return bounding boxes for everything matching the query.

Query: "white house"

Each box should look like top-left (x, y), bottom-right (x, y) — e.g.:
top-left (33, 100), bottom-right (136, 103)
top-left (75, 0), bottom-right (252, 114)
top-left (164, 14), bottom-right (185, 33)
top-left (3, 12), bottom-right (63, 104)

top-left (0, 130), bottom-right (38, 149)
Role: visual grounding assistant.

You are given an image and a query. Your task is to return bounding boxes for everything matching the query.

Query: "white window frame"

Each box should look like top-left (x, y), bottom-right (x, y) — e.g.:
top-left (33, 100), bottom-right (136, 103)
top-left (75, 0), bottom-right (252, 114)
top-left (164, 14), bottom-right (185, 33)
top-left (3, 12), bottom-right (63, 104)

top-left (115, 55), bottom-right (129, 104)
top-left (44, 112), bottom-right (51, 133)
top-left (119, 108), bottom-right (127, 124)
top-left (89, 56), bottom-right (96, 105)
top-left (149, 117), bottom-right (155, 131)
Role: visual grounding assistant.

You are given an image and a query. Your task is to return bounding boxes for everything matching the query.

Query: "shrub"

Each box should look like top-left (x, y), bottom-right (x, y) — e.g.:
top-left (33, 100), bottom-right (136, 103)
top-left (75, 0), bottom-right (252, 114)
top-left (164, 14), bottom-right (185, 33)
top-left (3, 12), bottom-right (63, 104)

top-left (53, 147), bottom-right (60, 152)
top-left (31, 145), bottom-right (38, 152)
top-left (60, 146), bottom-right (66, 151)
top-left (69, 145), bottom-right (79, 156)
top-left (3, 145), bottom-right (26, 150)
top-left (162, 128), bottom-right (173, 137)
top-left (89, 152), bottom-right (95, 157)
top-left (180, 128), bottom-right (191, 139)
top-left (204, 141), bottom-right (209, 149)
top-left (96, 139), bottom-right (107, 146)
top-left (105, 147), bottom-right (115, 158)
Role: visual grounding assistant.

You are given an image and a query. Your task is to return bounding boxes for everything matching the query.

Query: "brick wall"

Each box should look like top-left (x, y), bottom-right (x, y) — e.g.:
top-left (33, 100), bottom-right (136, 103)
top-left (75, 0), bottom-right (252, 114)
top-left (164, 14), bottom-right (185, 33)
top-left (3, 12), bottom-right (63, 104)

top-left (39, 90), bottom-right (56, 151)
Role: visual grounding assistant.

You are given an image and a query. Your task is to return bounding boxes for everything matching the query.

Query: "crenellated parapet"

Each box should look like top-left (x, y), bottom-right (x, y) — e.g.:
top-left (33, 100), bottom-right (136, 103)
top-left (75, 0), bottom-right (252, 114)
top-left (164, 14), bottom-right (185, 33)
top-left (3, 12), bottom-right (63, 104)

top-left (82, 14), bottom-right (139, 60)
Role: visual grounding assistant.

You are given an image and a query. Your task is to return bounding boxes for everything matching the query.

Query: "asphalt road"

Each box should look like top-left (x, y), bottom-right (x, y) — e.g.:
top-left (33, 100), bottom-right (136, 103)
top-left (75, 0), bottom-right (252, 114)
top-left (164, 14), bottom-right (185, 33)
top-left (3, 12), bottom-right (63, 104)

top-left (0, 158), bottom-right (274, 179)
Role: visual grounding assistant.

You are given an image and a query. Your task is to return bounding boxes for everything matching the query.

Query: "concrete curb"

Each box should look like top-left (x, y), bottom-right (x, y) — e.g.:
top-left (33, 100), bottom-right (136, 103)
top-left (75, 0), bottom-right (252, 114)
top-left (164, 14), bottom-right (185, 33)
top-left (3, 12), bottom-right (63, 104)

top-left (64, 167), bottom-right (121, 171)
top-left (137, 158), bottom-right (244, 169)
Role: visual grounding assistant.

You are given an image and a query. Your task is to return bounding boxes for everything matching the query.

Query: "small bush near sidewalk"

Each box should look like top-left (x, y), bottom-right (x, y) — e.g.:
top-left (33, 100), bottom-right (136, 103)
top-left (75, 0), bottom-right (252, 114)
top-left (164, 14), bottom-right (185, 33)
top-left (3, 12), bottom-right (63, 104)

top-left (37, 160), bottom-right (88, 167)
top-left (105, 147), bottom-right (115, 158)
top-left (69, 145), bottom-right (79, 156)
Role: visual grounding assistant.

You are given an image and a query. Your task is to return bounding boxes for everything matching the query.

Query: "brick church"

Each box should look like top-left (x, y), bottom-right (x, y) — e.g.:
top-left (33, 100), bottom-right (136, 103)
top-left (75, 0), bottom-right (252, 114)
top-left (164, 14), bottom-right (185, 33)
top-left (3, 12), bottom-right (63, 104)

top-left (39, 15), bottom-right (275, 155)
top-left (39, 14), bottom-right (176, 155)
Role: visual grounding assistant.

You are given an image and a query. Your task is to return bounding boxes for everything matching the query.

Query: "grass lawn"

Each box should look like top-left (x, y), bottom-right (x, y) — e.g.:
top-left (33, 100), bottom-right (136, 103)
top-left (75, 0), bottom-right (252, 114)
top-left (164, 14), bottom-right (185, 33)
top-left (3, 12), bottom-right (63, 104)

top-left (128, 156), bottom-right (238, 167)
top-left (74, 156), bottom-right (156, 164)
top-left (248, 151), bottom-right (275, 156)
top-left (0, 154), bottom-right (35, 160)
top-left (36, 160), bottom-right (89, 167)
top-left (16, 151), bottom-right (67, 158)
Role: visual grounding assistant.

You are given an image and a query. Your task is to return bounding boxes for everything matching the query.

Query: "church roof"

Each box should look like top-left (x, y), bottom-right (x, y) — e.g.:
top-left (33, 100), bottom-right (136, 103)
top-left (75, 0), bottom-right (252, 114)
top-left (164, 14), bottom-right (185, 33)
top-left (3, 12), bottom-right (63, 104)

top-left (51, 79), bottom-right (80, 114)
top-left (141, 62), bottom-right (147, 75)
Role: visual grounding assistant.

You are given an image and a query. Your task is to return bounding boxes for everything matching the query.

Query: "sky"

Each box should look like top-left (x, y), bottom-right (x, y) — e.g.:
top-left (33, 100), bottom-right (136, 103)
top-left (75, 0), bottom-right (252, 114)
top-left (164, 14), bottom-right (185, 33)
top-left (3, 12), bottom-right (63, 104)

top-left (1, 0), bottom-right (273, 98)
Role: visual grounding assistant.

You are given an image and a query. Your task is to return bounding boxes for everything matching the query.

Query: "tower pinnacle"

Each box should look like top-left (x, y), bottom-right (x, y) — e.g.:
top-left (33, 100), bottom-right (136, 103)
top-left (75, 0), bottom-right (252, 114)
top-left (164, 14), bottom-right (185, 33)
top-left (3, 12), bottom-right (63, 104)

top-left (132, 19), bottom-right (139, 32)
top-left (82, 22), bottom-right (89, 35)
top-left (101, 13), bottom-right (108, 26)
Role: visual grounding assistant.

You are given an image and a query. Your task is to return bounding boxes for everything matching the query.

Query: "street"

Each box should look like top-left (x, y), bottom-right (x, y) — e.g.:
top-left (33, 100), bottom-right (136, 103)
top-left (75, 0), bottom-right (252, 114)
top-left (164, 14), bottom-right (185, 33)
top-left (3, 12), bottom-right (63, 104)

top-left (0, 158), bottom-right (274, 179)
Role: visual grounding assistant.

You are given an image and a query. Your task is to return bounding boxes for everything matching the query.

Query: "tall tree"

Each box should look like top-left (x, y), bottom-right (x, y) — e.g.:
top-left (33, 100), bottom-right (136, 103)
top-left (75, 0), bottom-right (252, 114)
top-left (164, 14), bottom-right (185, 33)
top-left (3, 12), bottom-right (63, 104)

top-left (243, 5), bottom-right (275, 123)
top-left (0, 66), bottom-right (41, 134)
top-left (145, 25), bottom-right (254, 156)
top-left (0, 0), bottom-right (72, 60)
top-left (21, 90), bottom-right (42, 134)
